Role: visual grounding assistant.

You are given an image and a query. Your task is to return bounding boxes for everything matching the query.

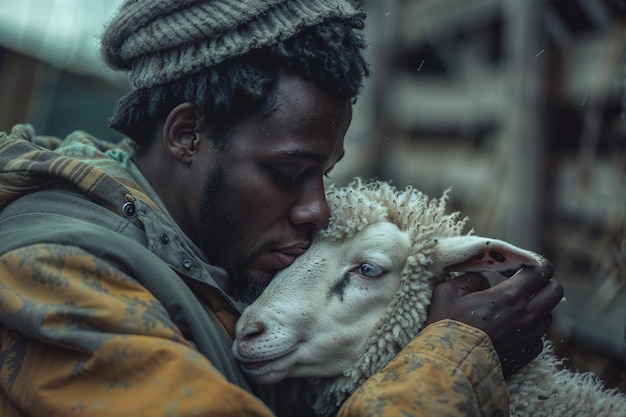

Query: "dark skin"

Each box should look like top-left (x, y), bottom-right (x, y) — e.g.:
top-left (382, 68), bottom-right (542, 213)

top-left (427, 264), bottom-right (563, 376)
top-left (135, 72), bottom-right (348, 300)
top-left (135, 71), bottom-right (564, 377)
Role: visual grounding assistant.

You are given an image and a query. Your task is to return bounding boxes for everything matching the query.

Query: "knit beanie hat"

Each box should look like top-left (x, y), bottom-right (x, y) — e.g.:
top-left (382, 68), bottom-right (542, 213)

top-left (101, 0), bottom-right (363, 89)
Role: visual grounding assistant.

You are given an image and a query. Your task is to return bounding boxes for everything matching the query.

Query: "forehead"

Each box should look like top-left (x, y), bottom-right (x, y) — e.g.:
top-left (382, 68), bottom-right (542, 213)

top-left (228, 72), bottom-right (351, 159)
top-left (264, 72), bottom-right (353, 131)
top-left (275, 72), bottom-right (352, 112)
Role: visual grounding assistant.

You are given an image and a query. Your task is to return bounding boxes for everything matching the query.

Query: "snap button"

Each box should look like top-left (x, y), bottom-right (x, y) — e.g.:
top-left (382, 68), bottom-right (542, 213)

top-left (182, 260), bottom-right (193, 270)
top-left (122, 202), bottom-right (136, 218)
top-left (159, 233), bottom-right (170, 244)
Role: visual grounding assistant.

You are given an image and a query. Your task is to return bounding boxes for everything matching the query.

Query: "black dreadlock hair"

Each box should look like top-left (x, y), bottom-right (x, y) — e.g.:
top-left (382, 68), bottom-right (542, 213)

top-left (108, 15), bottom-right (369, 156)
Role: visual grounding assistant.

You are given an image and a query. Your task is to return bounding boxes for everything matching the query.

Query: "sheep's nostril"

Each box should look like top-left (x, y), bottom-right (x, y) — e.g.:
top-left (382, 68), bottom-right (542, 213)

top-left (241, 321), bottom-right (266, 341)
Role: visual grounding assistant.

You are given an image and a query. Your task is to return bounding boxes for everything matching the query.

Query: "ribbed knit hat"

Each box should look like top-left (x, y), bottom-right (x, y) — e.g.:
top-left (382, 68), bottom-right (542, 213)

top-left (101, 0), bottom-right (362, 89)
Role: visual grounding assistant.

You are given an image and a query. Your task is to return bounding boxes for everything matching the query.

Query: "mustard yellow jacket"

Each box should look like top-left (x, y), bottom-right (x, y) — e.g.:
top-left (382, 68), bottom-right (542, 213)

top-left (0, 124), bottom-right (509, 416)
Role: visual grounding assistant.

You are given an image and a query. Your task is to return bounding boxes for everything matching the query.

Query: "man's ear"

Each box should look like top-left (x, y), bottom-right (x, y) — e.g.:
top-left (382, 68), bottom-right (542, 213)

top-left (162, 102), bottom-right (204, 165)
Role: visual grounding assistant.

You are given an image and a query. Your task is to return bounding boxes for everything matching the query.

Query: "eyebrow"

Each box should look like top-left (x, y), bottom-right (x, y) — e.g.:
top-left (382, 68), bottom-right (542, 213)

top-left (275, 149), bottom-right (345, 165)
top-left (294, 115), bottom-right (346, 124)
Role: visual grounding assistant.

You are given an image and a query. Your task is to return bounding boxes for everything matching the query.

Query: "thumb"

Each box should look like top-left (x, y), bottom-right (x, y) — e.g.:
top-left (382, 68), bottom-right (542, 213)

top-left (427, 273), bottom-right (491, 326)
top-left (446, 272), bottom-right (491, 295)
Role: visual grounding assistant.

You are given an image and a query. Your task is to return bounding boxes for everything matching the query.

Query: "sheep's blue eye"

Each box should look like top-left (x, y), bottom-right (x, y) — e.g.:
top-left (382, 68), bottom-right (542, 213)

top-left (358, 262), bottom-right (385, 278)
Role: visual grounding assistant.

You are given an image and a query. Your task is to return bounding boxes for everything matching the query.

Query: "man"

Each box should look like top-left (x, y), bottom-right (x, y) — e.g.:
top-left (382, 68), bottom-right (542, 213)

top-left (0, 0), bottom-right (563, 416)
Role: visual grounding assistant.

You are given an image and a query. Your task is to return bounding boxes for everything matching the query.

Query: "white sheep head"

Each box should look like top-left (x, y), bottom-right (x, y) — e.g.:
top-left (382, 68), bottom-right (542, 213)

top-left (233, 178), bottom-right (547, 415)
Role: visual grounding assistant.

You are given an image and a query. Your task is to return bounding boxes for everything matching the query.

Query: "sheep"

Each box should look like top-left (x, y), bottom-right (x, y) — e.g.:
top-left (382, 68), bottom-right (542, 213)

top-left (232, 178), bottom-right (626, 417)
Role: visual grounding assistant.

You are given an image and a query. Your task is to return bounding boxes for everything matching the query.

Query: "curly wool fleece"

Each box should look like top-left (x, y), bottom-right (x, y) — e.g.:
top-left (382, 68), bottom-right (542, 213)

top-left (313, 178), bottom-right (469, 412)
top-left (100, 0), bottom-right (362, 88)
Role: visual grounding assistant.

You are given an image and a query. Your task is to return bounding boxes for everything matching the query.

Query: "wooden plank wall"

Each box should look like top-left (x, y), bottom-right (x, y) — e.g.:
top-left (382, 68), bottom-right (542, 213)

top-left (341, 0), bottom-right (626, 392)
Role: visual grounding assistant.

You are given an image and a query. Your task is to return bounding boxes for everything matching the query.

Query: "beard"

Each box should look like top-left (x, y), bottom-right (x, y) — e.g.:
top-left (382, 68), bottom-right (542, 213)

top-left (232, 279), bottom-right (270, 304)
top-left (197, 165), bottom-right (271, 304)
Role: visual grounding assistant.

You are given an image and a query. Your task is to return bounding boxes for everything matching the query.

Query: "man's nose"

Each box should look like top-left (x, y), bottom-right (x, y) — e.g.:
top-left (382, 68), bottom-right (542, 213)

top-left (289, 180), bottom-right (331, 229)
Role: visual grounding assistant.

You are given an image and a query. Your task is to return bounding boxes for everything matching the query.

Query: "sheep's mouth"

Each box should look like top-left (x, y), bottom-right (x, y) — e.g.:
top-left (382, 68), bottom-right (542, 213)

top-left (240, 358), bottom-right (278, 371)
top-left (236, 345), bottom-right (299, 381)
top-left (239, 357), bottom-right (293, 383)
top-left (237, 347), bottom-right (295, 368)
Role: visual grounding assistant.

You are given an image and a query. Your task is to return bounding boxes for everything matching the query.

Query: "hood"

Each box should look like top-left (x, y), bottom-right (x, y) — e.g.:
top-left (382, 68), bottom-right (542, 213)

top-left (0, 123), bottom-right (158, 214)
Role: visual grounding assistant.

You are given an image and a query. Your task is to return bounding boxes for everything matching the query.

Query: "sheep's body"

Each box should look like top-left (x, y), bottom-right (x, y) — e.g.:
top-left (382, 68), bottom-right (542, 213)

top-left (233, 179), bottom-right (626, 416)
top-left (507, 344), bottom-right (624, 416)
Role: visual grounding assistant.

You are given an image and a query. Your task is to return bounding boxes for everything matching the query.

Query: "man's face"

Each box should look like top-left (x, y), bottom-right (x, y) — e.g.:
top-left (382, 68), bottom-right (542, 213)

top-left (196, 73), bottom-right (351, 302)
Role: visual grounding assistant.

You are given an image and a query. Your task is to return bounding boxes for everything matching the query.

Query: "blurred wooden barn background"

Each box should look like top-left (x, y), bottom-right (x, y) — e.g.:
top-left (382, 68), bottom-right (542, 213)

top-left (1, 0), bottom-right (626, 392)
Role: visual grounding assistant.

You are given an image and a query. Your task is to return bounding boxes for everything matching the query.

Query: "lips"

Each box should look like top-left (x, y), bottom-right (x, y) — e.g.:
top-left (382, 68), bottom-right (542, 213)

top-left (269, 242), bottom-right (308, 269)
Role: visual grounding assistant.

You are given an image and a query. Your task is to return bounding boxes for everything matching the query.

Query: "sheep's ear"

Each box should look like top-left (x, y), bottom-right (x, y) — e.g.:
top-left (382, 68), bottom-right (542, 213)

top-left (431, 236), bottom-right (548, 277)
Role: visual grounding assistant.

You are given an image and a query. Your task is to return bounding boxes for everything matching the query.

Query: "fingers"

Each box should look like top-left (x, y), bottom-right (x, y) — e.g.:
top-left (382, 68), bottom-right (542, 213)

top-left (500, 262), bottom-right (554, 300)
top-left (527, 278), bottom-right (564, 317)
top-left (484, 263), bottom-right (561, 317)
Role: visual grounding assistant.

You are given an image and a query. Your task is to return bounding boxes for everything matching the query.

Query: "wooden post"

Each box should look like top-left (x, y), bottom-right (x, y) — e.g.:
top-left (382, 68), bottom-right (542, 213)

top-left (500, 0), bottom-right (547, 249)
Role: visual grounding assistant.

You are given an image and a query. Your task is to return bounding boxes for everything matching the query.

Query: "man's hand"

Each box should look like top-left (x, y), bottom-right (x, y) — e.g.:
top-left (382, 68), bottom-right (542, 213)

top-left (426, 263), bottom-right (563, 376)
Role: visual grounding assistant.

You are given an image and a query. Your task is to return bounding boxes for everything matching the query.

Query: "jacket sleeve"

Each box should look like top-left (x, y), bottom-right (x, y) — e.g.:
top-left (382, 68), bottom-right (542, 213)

top-left (337, 320), bottom-right (510, 417)
top-left (0, 244), bottom-right (274, 417)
